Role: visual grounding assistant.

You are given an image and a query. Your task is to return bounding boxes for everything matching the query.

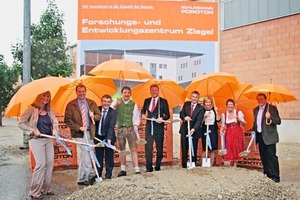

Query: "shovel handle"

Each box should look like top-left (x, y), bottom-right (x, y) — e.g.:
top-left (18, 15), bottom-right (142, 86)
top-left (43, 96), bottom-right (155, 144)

top-left (246, 134), bottom-right (255, 152)
top-left (144, 117), bottom-right (176, 124)
top-left (40, 134), bottom-right (97, 147)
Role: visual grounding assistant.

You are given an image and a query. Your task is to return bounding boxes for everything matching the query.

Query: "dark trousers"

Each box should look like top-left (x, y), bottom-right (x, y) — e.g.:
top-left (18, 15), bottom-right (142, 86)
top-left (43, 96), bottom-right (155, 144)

top-left (256, 133), bottom-right (280, 180)
top-left (181, 134), bottom-right (199, 167)
top-left (94, 136), bottom-right (114, 179)
top-left (145, 132), bottom-right (164, 170)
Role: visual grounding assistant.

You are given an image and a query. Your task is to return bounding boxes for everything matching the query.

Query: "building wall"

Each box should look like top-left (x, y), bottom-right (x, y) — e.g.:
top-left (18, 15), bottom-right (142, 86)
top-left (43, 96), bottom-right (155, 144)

top-left (220, 14), bottom-right (300, 119)
top-left (124, 54), bottom-right (178, 80)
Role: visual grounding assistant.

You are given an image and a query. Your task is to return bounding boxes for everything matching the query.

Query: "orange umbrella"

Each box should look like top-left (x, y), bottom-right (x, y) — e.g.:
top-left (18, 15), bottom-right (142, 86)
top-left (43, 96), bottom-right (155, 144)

top-left (243, 83), bottom-right (297, 103)
top-left (51, 76), bottom-right (117, 114)
top-left (131, 79), bottom-right (187, 109)
top-left (89, 59), bottom-right (153, 81)
top-left (185, 72), bottom-right (239, 99)
top-left (213, 83), bottom-right (256, 131)
top-left (4, 76), bottom-right (72, 117)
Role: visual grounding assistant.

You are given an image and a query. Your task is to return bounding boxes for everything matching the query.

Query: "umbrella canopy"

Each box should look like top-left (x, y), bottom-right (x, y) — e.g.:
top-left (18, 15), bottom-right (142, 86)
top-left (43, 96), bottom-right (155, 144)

top-left (213, 83), bottom-right (256, 131)
top-left (51, 76), bottom-right (117, 114)
top-left (131, 79), bottom-right (187, 109)
top-left (4, 76), bottom-right (72, 117)
top-left (185, 72), bottom-right (239, 98)
top-left (243, 83), bottom-right (297, 103)
top-left (89, 59), bottom-right (153, 81)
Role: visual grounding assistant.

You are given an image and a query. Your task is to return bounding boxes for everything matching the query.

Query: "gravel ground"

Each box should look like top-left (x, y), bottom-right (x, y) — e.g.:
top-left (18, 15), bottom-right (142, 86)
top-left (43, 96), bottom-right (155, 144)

top-left (0, 118), bottom-right (299, 200)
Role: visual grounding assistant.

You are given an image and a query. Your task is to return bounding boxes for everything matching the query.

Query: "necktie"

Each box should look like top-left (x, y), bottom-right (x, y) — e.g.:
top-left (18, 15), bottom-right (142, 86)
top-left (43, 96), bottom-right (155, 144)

top-left (81, 100), bottom-right (87, 128)
top-left (100, 109), bottom-right (107, 135)
top-left (151, 98), bottom-right (156, 112)
top-left (190, 104), bottom-right (194, 116)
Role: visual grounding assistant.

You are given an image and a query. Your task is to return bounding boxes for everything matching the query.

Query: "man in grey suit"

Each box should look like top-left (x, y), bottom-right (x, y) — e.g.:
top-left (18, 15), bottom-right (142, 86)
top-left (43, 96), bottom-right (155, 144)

top-left (252, 93), bottom-right (281, 183)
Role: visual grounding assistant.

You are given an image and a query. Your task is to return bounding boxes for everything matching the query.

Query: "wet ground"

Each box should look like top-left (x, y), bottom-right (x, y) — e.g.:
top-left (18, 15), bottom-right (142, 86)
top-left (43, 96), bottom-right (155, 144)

top-left (0, 118), bottom-right (299, 199)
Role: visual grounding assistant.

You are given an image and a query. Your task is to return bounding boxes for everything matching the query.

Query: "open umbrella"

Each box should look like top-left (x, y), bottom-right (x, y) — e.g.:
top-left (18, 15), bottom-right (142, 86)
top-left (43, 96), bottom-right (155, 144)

top-left (131, 79), bottom-right (187, 109)
top-left (213, 83), bottom-right (256, 131)
top-left (243, 83), bottom-right (297, 125)
top-left (185, 72), bottom-right (239, 99)
top-left (243, 83), bottom-right (297, 103)
top-left (4, 76), bottom-right (72, 117)
top-left (51, 76), bottom-right (117, 115)
top-left (88, 59), bottom-right (153, 81)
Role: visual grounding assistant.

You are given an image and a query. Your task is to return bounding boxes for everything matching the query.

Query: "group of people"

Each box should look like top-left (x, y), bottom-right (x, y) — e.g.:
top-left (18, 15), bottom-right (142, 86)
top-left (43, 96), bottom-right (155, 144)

top-left (18, 84), bottom-right (281, 199)
top-left (179, 92), bottom-right (281, 184)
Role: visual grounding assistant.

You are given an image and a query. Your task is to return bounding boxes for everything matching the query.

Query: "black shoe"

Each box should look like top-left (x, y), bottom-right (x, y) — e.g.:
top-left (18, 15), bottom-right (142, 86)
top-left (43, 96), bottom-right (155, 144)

top-left (145, 169), bottom-right (153, 172)
top-left (46, 192), bottom-right (54, 195)
top-left (30, 195), bottom-right (44, 199)
top-left (88, 175), bottom-right (97, 185)
top-left (77, 181), bottom-right (90, 186)
top-left (135, 171), bottom-right (141, 174)
top-left (154, 167), bottom-right (161, 171)
top-left (271, 177), bottom-right (280, 183)
top-left (117, 170), bottom-right (127, 177)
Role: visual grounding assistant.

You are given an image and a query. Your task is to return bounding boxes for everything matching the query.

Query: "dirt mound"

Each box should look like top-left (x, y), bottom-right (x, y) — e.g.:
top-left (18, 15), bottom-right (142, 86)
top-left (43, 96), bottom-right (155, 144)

top-left (64, 166), bottom-right (296, 200)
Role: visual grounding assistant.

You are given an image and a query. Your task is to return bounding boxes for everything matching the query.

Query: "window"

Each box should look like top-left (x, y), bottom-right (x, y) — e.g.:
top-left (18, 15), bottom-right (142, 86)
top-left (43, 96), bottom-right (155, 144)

top-left (150, 63), bottom-right (157, 78)
top-left (159, 64), bottom-right (163, 69)
top-left (159, 75), bottom-right (163, 79)
top-left (163, 64), bottom-right (167, 69)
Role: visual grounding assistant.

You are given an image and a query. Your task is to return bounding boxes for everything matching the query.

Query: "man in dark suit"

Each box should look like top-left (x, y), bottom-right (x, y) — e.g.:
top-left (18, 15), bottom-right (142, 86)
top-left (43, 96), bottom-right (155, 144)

top-left (141, 84), bottom-right (170, 172)
top-left (94, 94), bottom-right (117, 180)
top-left (252, 93), bottom-right (281, 183)
top-left (179, 91), bottom-right (205, 168)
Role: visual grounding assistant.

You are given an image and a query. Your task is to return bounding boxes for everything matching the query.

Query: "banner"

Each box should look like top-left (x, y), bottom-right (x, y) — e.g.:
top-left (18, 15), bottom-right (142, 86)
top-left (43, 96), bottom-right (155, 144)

top-left (78, 0), bottom-right (218, 41)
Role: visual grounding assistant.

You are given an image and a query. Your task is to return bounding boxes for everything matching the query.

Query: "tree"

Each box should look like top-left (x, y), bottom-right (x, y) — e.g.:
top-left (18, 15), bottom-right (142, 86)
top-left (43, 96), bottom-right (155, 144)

top-left (0, 55), bottom-right (21, 126)
top-left (12, 0), bottom-right (74, 79)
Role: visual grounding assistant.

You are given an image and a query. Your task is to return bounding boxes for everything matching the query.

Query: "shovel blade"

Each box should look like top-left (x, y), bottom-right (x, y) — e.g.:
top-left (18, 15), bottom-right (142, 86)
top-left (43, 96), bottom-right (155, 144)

top-left (95, 177), bottom-right (103, 183)
top-left (187, 161), bottom-right (195, 169)
top-left (136, 139), bottom-right (147, 145)
top-left (218, 149), bottom-right (227, 156)
top-left (202, 158), bottom-right (211, 168)
top-left (239, 150), bottom-right (250, 157)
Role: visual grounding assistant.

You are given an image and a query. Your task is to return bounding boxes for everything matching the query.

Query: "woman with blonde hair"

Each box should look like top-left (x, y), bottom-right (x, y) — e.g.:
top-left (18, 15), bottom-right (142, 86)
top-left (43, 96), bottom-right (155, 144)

top-left (18, 91), bottom-right (59, 199)
top-left (201, 96), bottom-right (220, 166)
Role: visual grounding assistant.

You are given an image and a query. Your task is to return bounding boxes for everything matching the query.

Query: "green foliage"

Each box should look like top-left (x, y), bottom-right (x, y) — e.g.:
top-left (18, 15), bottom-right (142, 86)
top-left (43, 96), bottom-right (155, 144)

top-left (11, 0), bottom-right (74, 79)
top-left (0, 55), bottom-right (21, 115)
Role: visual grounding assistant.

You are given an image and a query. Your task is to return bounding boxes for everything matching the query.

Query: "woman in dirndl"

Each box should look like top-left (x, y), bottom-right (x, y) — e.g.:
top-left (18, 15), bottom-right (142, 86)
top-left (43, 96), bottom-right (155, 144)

top-left (220, 99), bottom-right (246, 167)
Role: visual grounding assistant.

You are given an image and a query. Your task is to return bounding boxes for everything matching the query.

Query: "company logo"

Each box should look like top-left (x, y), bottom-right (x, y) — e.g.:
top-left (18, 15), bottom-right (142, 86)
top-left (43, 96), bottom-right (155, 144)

top-left (181, 6), bottom-right (214, 15)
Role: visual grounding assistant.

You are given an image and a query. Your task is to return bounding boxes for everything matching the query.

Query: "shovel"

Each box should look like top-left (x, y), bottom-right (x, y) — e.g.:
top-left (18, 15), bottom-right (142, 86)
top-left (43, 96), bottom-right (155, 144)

top-left (134, 129), bottom-right (147, 145)
top-left (186, 120), bottom-right (195, 169)
top-left (84, 132), bottom-right (102, 184)
top-left (94, 137), bottom-right (130, 156)
top-left (239, 131), bottom-right (255, 157)
top-left (218, 132), bottom-right (227, 156)
top-left (202, 125), bottom-right (211, 168)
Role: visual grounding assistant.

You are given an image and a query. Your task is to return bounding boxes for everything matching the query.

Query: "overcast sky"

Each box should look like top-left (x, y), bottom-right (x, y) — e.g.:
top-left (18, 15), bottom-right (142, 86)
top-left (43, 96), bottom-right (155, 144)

top-left (0, 0), bottom-right (77, 65)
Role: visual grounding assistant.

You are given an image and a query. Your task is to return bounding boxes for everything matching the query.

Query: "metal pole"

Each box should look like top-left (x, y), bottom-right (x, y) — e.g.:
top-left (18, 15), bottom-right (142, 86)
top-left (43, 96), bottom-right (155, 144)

top-left (22, 0), bottom-right (31, 149)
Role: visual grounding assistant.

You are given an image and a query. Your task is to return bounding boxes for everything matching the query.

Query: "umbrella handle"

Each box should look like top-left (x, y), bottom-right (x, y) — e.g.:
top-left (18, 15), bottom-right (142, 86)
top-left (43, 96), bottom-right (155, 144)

top-left (265, 103), bottom-right (272, 125)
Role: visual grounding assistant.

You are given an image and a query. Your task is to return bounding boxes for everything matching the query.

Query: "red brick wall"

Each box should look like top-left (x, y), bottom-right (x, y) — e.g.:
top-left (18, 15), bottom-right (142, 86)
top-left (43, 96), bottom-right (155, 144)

top-left (221, 14), bottom-right (300, 119)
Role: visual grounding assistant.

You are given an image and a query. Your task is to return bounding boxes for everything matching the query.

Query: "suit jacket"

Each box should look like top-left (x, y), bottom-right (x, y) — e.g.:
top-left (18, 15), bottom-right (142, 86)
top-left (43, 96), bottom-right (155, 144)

top-left (95, 106), bottom-right (117, 143)
top-left (141, 97), bottom-right (170, 135)
top-left (179, 101), bottom-right (205, 139)
top-left (64, 98), bottom-right (100, 138)
top-left (252, 103), bottom-right (281, 145)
